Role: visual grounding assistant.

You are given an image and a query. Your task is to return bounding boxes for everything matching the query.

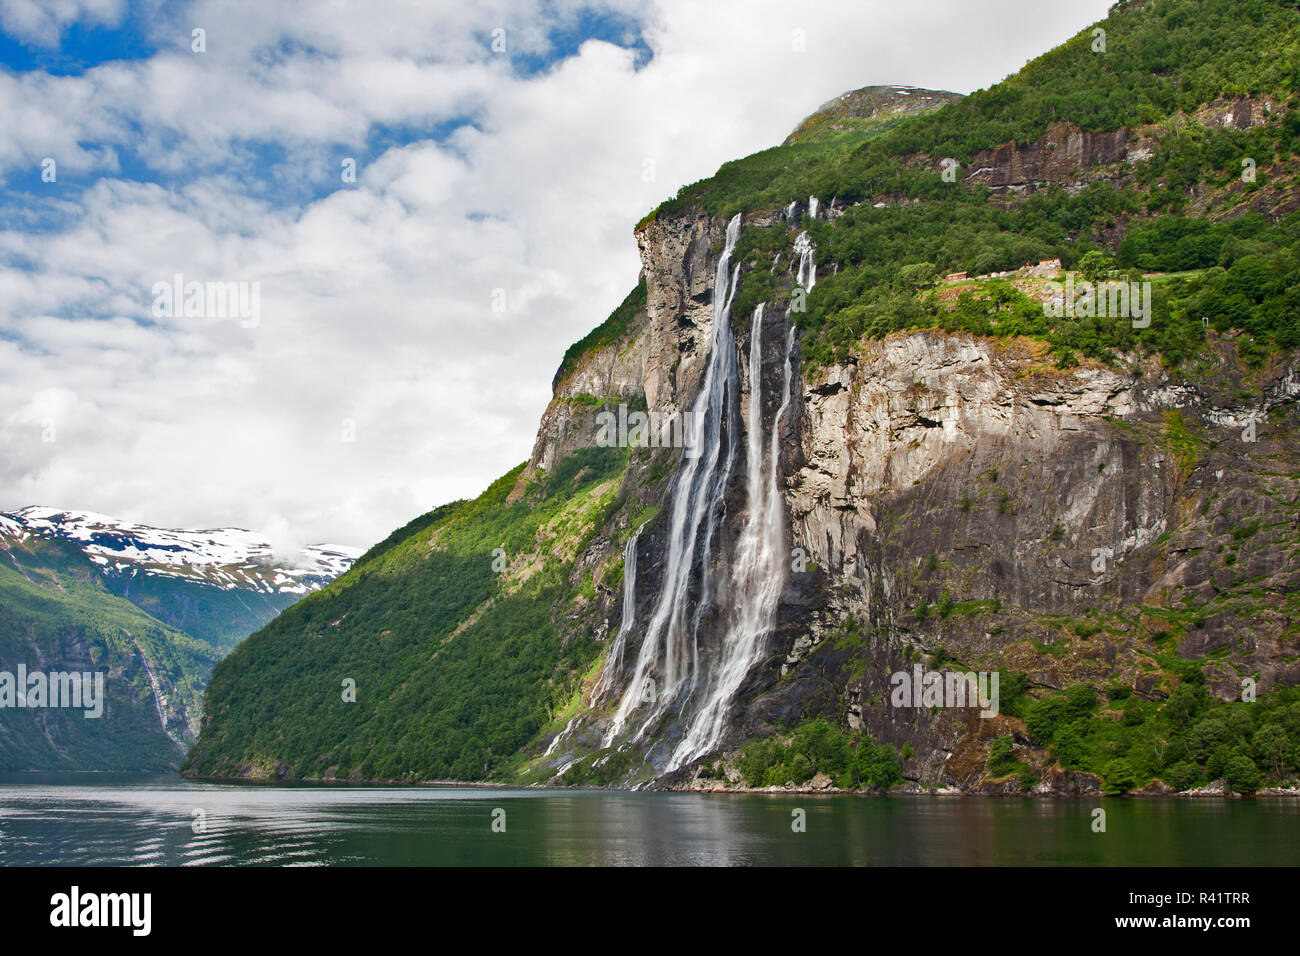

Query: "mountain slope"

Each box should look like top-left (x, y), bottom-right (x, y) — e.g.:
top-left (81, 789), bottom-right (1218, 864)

top-left (0, 510), bottom-right (358, 769)
top-left (0, 528), bottom-right (218, 769)
top-left (5, 508), bottom-right (358, 653)
top-left (188, 0), bottom-right (1300, 793)
top-left (782, 86), bottom-right (964, 147)
top-left (185, 452), bottom-right (632, 781)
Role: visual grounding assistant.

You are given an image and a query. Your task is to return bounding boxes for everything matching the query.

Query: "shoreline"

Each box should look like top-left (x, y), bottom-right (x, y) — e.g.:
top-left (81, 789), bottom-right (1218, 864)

top-left (169, 770), bottom-right (1300, 798)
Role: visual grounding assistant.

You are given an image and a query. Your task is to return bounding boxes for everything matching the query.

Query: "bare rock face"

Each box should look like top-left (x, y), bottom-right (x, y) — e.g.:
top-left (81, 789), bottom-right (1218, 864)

top-left (963, 121), bottom-right (1139, 192)
top-left (519, 209), bottom-right (726, 484)
top-left (957, 96), bottom-right (1284, 199)
top-left (636, 210), bottom-right (732, 410)
top-left (788, 335), bottom-right (1162, 613)
top-left (729, 328), bottom-right (1300, 787)
top-left (1193, 95), bottom-right (1284, 131)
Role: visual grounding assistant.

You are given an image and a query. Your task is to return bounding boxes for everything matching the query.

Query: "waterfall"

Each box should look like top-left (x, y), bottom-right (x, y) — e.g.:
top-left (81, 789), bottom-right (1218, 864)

top-left (601, 215), bottom-right (815, 771)
top-left (794, 230), bottom-right (816, 291)
top-left (595, 523), bottom-right (645, 702)
top-left (668, 300), bottom-right (806, 767)
top-left (543, 716), bottom-right (579, 758)
top-left (667, 232), bottom-right (815, 768)
top-left (808, 195), bottom-right (819, 220)
top-left (604, 212), bottom-right (745, 746)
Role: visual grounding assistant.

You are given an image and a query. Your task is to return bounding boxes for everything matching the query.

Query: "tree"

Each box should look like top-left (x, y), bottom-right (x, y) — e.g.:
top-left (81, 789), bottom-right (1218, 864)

top-left (1065, 683), bottom-right (1098, 718)
top-left (897, 262), bottom-right (938, 290)
top-left (1103, 759), bottom-right (1138, 794)
top-left (1253, 724), bottom-right (1290, 779)
top-left (1078, 249), bottom-right (1116, 282)
top-left (1053, 722), bottom-right (1088, 769)
top-left (1188, 717), bottom-right (1233, 761)
top-left (1163, 683), bottom-right (1203, 729)
top-left (1161, 760), bottom-right (1201, 792)
top-left (1224, 754), bottom-right (1262, 795)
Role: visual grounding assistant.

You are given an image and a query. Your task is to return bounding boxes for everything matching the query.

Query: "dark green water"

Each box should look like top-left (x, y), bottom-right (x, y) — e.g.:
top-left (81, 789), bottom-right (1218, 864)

top-left (1, 774), bottom-right (1296, 865)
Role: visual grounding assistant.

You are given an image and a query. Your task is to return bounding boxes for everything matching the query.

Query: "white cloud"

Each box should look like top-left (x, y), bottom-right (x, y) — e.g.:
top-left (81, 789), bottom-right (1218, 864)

top-left (0, 0), bottom-right (1114, 548)
top-left (0, 0), bottom-right (124, 48)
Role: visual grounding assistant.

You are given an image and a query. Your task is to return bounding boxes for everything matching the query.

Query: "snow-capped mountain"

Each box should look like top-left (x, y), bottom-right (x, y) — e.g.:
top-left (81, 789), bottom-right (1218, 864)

top-left (1, 506), bottom-right (360, 595)
top-left (0, 506), bottom-right (363, 770)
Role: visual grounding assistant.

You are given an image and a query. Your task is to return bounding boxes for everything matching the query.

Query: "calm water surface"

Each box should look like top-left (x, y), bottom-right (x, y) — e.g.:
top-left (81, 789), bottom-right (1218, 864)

top-left (1, 774), bottom-right (1296, 866)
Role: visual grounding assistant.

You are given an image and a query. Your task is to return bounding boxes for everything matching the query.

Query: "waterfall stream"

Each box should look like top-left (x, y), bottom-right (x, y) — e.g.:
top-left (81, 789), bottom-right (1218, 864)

top-left (604, 213), bottom-right (745, 746)
top-left (594, 522), bottom-right (645, 703)
top-left (601, 216), bottom-right (817, 770)
top-left (667, 232), bottom-right (814, 769)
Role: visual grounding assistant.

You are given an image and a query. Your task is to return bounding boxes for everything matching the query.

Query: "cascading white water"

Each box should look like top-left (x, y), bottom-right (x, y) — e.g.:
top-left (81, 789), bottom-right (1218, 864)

top-left (604, 213), bottom-right (745, 746)
top-left (794, 230), bottom-right (816, 291)
top-left (808, 195), bottom-right (820, 220)
top-left (594, 523), bottom-right (645, 702)
top-left (666, 300), bottom-right (772, 767)
top-left (601, 216), bottom-right (817, 769)
top-left (666, 231), bottom-right (816, 769)
top-left (542, 716), bottom-right (578, 758)
top-left (542, 525), bottom-right (645, 760)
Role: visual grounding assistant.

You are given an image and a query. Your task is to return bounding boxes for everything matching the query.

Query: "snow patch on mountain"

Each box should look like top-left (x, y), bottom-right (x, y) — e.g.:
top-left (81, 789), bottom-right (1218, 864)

top-left (1, 507), bottom-right (360, 595)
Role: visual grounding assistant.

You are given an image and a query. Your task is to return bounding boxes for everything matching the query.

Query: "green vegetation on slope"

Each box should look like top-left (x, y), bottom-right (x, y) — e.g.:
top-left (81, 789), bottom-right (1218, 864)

top-left (735, 719), bottom-right (907, 791)
top-left (657, 0), bottom-right (1300, 220)
top-left (646, 0), bottom-right (1300, 369)
top-left (998, 672), bottom-right (1300, 794)
top-left (185, 445), bottom-right (632, 782)
top-left (789, 204), bottom-right (1300, 368)
top-left (0, 537), bottom-right (217, 770)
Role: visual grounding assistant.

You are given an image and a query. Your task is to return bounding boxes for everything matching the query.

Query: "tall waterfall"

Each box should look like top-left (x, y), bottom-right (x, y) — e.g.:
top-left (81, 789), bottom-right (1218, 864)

top-left (794, 230), bottom-right (816, 290)
top-left (604, 212), bottom-right (745, 746)
top-left (601, 216), bottom-right (816, 769)
top-left (667, 233), bottom-right (814, 769)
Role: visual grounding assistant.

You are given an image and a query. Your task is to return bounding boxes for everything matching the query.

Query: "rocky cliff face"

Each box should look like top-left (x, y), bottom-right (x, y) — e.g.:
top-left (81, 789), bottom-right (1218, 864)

top-left (527, 191), bottom-right (1300, 791)
top-left (522, 211), bottom-right (729, 479)
top-left (955, 95), bottom-right (1295, 217)
top-left (749, 330), bottom-right (1300, 787)
top-left (526, 204), bottom-right (801, 482)
top-left (0, 529), bottom-right (219, 770)
top-left (962, 121), bottom-right (1137, 192)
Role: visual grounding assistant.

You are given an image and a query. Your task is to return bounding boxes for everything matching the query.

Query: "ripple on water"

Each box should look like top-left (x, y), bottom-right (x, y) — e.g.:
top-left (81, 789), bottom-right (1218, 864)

top-left (3, 777), bottom-right (1298, 866)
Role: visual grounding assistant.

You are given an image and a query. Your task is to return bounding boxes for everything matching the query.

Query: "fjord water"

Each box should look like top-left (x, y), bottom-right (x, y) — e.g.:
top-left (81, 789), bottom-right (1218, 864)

top-left (2, 776), bottom-right (1297, 866)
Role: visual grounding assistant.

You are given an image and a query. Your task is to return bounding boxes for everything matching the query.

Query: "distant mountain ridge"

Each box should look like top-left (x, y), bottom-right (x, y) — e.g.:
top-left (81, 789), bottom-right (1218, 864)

top-left (2, 507), bottom-right (357, 594)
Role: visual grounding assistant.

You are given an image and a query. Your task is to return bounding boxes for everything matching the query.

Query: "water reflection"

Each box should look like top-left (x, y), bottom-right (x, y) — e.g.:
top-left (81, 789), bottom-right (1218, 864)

top-left (0, 775), bottom-right (1295, 866)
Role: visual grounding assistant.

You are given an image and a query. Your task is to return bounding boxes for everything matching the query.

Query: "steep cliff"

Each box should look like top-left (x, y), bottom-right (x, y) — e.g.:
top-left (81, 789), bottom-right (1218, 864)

top-left (529, 207), bottom-right (1300, 793)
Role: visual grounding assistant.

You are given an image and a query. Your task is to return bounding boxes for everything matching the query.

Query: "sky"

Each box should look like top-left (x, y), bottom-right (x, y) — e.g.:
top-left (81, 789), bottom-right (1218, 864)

top-left (0, 0), bottom-right (1115, 551)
